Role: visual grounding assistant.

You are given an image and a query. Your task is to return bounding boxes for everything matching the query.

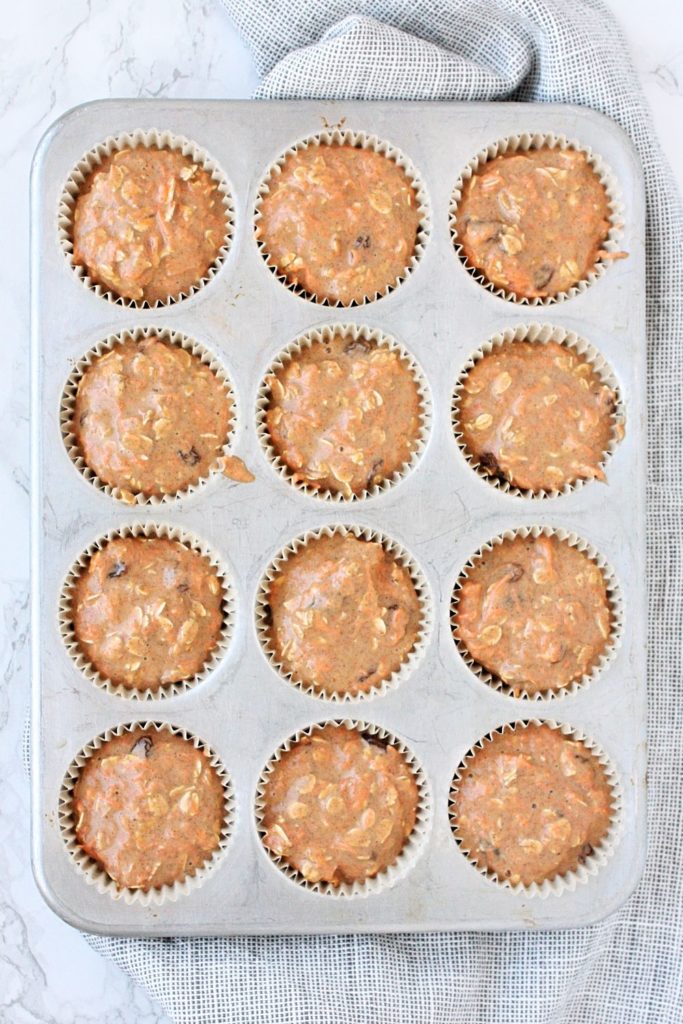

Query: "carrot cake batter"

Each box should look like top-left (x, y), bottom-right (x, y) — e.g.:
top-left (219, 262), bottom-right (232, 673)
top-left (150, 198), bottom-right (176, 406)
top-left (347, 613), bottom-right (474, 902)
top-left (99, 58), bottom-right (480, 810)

top-left (454, 533), bottom-right (611, 696)
top-left (72, 146), bottom-right (226, 303)
top-left (266, 533), bottom-right (421, 697)
top-left (73, 728), bottom-right (225, 890)
top-left (457, 340), bottom-right (621, 492)
top-left (265, 332), bottom-right (422, 497)
top-left (72, 536), bottom-right (223, 691)
top-left (256, 144), bottom-right (421, 304)
top-left (73, 335), bottom-right (232, 500)
top-left (454, 147), bottom-right (617, 298)
top-left (261, 724), bottom-right (419, 886)
top-left (451, 723), bottom-right (613, 886)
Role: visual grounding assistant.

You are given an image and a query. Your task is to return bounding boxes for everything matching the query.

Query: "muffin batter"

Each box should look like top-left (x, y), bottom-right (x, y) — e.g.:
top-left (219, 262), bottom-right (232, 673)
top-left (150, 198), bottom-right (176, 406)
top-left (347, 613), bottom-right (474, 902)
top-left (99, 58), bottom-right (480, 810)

top-left (266, 533), bottom-right (422, 697)
top-left (451, 723), bottom-right (614, 886)
top-left (454, 533), bottom-right (611, 696)
top-left (265, 332), bottom-right (422, 497)
top-left (73, 336), bottom-right (232, 500)
top-left (72, 146), bottom-right (227, 303)
top-left (256, 144), bottom-right (421, 305)
top-left (457, 340), bottom-right (621, 492)
top-left (72, 536), bottom-right (224, 691)
top-left (454, 147), bottom-right (618, 298)
top-left (73, 728), bottom-right (225, 890)
top-left (261, 724), bottom-right (419, 886)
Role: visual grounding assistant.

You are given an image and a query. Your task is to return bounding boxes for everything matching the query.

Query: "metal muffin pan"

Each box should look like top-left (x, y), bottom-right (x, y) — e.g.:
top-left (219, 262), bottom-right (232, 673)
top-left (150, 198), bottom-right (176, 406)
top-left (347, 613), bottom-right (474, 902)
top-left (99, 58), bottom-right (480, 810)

top-left (30, 99), bottom-right (646, 935)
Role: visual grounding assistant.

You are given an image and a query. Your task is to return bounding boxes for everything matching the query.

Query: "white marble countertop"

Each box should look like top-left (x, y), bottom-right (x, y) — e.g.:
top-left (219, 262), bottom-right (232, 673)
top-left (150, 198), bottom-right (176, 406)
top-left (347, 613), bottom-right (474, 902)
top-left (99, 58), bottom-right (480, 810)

top-left (1, 1), bottom-right (680, 1021)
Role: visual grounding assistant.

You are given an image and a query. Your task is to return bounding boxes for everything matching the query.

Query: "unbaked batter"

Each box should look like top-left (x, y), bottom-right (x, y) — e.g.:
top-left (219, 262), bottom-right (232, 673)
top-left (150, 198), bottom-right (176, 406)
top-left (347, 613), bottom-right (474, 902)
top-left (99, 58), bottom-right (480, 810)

top-left (266, 332), bottom-right (422, 497)
top-left (451, 723), bottom-right (613, 886)
top-left (267, 533), bottom-right (421, 697)
top-left (72, 536), bottom-right (224, 691)
top-left (454, 147), bottom-right (620, 298)
top-left (73, 728), bottom-right (225, 890)
top-left (73, 146), bottom-right (226, 303)
top-left (455, 533), bottom-right (611, 696)
top-left (256, 144), bottom-right (421, 305)
top-left (261, 724), bottom-right (419, 886)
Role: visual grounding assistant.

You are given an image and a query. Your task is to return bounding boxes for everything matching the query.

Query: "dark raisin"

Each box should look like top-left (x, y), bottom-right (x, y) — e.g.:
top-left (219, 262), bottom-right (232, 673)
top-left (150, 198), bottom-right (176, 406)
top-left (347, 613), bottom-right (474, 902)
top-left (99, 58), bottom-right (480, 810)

top-left (107, 560), bottom-right (127, 579)
top-left (130, 735), bottom-right (153, 758)
top-left (354, 234), bottom-right (371, 249)
top-left (177, 582), bottom-right (190, 593)
top-left (357, 667), bottom-right (378, 683)
top-left (533, 263), bottom-right (555, 290)
top-left (177, 445), bottom-right (201, 466)
top-left (363, 732), bottom-right (390, 750)
top-left (477, 451), bottom-right (504, 479)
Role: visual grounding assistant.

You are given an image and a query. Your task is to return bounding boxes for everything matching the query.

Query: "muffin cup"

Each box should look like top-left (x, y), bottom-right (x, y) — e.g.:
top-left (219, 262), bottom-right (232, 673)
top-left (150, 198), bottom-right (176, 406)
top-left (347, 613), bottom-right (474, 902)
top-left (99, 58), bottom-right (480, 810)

top-left (59, 720), bottom-right (234, 905)
top-left (256, 523), bottom-right (433, 702)
top-left (451, 524), bottom-right (623, 701)
top-left (449, 131), bottom-right (624, 305)
top-left (255, 718), bottom-right (431, 897)
top-left (59, 522), bottom-right (234, 700)
top-left (256, 322), bottom-right (432, 502)
top-left (58, 129), bottom-right (235, 308)
top-left (61, 325), bottom-right (237, 506)
top-left (452, 322), bottom-right (625, 499)
top-left (449, 718), bottom-right (623, 898)
top-left (254, 128), bottom-right (431, 306)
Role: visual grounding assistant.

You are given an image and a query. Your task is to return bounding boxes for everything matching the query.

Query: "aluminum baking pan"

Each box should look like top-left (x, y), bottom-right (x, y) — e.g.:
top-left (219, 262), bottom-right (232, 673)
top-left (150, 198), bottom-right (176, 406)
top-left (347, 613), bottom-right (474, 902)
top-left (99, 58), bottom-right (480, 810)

top-left (31, 98), bottom-right (646, 935)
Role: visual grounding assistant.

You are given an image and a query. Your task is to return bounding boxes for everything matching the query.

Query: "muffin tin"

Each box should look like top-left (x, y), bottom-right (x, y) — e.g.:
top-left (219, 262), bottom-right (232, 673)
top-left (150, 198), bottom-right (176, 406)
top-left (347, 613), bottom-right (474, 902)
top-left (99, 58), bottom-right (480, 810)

top-left (30, 99), bottom-right (646, 935)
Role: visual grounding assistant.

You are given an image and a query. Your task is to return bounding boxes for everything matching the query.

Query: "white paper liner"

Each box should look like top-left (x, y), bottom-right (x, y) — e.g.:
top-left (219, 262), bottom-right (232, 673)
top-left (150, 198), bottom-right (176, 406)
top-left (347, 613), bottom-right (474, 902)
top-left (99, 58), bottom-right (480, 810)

top-left (61, 325), bottom-right (237, 506)
top-left (449, 718), bottom-right (623, 898)
top-left (449, 132), bottom-right (625, 305)
top-left (255, 322), bottom-right (432, 502)
top-left (253, 128), bottom-right (431, 306)
top-left (59, 720), bottom-right (234, 905)
top-left (255, 719), bottom-right (431, 897)
top-left (255, 524), bottom-right (433, 702)
top-left (451, 322), bottom-right (625, 499)
top-left (59, 522), bottom-right (234, 701)
top-left (58, 129), bottom-right (235, 308)
top-left (451, 525), bottom-right (623, 701)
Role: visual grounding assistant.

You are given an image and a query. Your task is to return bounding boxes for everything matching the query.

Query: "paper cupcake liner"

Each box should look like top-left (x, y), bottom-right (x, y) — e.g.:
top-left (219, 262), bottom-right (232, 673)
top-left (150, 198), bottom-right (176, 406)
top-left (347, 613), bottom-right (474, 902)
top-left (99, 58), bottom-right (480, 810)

top-left (255, 322), bottom-right (432, 502)
top-left (253, 129), bottom-right (431, 306)
top-left (451, 322), bottom-right (625, 499)
top-left (449, 132), bottom-right (625, 305)
top-left (451, 525), bottom-right (623, 701)
top-left (61, 325), bottom-right (237, 506)
top-left (449, 718), bottom-right (623, 898)
top-left (59, 522), bottom-right (234, 701)
top-left (256, 523), bottom-right (433, 702)
top-left (255, 718), bottom-right (431, 897)
top-left (58, 129), bottom-right (235, 308)
top-left (59, 720), bottom-right (234, 905)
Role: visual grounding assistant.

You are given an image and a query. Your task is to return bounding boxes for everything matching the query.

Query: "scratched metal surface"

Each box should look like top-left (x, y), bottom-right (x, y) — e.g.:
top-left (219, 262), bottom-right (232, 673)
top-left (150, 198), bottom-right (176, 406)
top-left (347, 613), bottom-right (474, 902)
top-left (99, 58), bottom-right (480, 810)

top-left (30, 99), bottom-right (646, 935)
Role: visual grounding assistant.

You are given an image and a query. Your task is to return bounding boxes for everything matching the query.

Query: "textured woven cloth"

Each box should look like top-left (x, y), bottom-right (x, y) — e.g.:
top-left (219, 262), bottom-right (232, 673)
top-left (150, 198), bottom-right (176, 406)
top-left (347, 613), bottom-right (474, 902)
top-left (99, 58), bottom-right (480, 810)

top-left (87, 2), bottom-right (683, 1021)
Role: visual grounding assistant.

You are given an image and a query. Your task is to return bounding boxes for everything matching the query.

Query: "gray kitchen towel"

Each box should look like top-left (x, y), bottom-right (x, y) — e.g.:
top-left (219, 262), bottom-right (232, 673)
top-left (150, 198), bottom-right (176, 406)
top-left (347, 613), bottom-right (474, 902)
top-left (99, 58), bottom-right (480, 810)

top-left (86, 2), bottom-right (683, 1022)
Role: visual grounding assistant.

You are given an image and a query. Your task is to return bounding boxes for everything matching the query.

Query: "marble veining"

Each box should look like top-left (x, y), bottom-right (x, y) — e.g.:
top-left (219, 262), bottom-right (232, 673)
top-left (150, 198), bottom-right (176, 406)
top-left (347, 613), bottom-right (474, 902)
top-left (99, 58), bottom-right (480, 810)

top-left (0, 0), bottom-right (680, 1021)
